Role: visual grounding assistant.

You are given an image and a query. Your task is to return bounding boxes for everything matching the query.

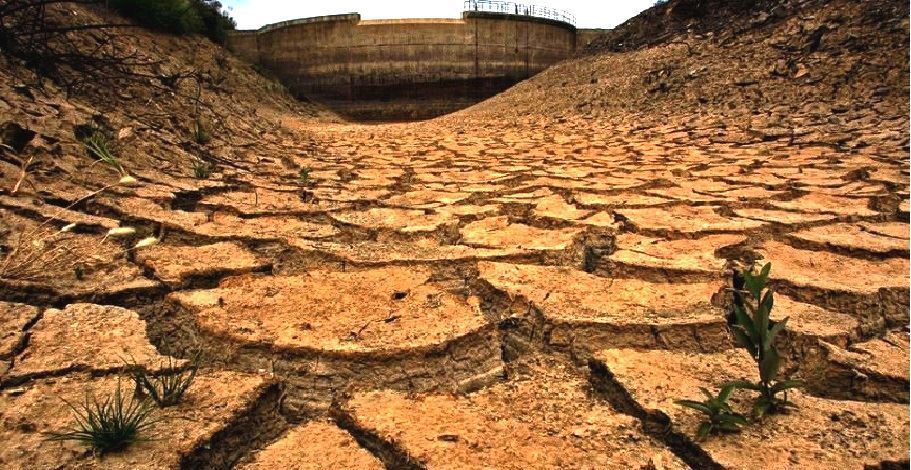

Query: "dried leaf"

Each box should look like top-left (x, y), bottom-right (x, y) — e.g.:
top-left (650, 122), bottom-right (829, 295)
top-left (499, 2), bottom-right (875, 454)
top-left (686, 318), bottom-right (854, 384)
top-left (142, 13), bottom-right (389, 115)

top-left (107, 227), bottom-right (136, 237)
top-left (118, 175), bottom-right (139, 186)
top-left (133, 237), bottom-right (158, 249)
top-left (117, 127), bottom-right (134, 140)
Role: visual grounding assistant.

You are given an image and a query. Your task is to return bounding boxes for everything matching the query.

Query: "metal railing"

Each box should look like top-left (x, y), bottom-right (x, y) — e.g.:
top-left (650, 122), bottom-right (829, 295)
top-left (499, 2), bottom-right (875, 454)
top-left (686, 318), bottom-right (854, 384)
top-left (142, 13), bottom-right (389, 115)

top-left (464, 0), bottom-right (575, 26)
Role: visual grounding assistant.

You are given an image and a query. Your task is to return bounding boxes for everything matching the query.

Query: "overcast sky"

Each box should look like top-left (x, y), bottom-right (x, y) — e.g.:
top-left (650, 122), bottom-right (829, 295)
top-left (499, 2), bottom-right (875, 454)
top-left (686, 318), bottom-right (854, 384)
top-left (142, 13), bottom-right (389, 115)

top-left (222, 0), bottom-right (655, 30)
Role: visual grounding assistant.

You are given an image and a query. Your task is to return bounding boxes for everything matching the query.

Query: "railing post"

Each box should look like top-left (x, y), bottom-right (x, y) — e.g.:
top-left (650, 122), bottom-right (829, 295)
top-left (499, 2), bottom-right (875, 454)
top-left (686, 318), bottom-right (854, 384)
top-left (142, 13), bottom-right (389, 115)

top-left (463, 0), bottom-right (574, 25)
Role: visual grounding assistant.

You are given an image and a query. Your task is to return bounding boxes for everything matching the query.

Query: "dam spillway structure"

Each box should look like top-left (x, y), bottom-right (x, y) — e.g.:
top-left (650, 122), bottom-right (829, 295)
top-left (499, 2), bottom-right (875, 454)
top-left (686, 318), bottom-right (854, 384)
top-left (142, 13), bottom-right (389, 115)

top-left (226, 0), bottom-right (606, 121)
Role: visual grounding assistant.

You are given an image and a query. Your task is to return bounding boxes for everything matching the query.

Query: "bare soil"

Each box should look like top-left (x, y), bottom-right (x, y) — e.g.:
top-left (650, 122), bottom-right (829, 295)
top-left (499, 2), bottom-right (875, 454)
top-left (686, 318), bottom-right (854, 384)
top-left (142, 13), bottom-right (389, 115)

top-left (0, 0), bottom-right (908, 468)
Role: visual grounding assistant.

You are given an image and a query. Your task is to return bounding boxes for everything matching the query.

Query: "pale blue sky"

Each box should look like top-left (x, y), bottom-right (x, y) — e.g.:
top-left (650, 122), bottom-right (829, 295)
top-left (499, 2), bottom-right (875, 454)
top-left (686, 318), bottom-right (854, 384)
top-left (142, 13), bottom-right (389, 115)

top-left (222, 1), bottom-right (654, 30)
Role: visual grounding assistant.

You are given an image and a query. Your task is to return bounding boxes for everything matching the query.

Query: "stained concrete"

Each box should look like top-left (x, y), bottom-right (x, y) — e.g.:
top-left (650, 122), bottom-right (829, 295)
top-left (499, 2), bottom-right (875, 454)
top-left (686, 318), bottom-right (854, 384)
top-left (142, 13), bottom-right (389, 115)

top-left (227, 11), bottom-right (601, 120)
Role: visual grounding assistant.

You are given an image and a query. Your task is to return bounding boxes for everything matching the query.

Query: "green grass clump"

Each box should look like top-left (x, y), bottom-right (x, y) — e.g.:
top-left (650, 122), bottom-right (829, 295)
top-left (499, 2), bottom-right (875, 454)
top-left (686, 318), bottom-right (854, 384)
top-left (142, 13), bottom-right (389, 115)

top-left (46, 381), bottom-right (157, 454)
top-left (130, 356), bottom-right (199, 408)
top-left (84, 132), bottom-right (126, 176)
top-left (191, 158), bottom-right (213, 179)
top-left (298, 167), bottom-right (311, 185)
top-left (676, 383), bottom-right (748, 439)
top-left (192, 119), bottom-right (211, 145)
top-left (727, 262), bottom-right (802, 418)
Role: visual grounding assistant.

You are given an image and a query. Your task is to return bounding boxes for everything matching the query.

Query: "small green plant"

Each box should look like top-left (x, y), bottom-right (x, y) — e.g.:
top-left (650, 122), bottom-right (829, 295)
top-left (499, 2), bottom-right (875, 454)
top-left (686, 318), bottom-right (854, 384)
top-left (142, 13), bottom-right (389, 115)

top-left (45, 381), bottom-right (157, 454)
top-left (676, 383), bottom-right (748, 439)
top-left (129, 356), bottom-right (199, 408)
top-left (191, 158), bottom-right (213, 179)
top-left (298, 167), bottom-right (311, 185)
top-left (192, 119), bottom-right (211, 145)
top-left (727, 262), bottom-right (802, 419)
top-left (84, 131), bottom-right (126, 176)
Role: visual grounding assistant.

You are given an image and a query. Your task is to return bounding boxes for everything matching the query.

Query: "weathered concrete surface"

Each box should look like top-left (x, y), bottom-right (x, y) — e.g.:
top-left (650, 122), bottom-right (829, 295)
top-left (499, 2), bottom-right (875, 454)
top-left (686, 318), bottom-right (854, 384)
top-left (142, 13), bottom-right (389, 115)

top-left (227, 12), bottom-right (601, 120)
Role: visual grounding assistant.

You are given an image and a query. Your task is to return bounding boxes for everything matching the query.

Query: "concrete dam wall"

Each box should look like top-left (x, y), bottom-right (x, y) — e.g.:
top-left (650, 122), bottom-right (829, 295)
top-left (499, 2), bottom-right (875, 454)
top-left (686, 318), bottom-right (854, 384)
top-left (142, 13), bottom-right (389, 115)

top-left (226, 10), bottom-right (602, 120)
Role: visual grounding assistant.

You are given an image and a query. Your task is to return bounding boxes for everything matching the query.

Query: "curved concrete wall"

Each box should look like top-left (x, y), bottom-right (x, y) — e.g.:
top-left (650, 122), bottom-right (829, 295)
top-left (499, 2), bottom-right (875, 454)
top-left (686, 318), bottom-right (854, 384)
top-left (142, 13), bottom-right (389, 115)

top-left (227, 12), bottom-right (594, 120)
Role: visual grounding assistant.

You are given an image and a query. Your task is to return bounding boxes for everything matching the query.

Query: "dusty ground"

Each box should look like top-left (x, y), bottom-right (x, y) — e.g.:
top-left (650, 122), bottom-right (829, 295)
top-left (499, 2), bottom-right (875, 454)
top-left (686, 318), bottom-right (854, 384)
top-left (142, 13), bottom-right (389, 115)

top-left (0, 0), bottom-right (908, 468)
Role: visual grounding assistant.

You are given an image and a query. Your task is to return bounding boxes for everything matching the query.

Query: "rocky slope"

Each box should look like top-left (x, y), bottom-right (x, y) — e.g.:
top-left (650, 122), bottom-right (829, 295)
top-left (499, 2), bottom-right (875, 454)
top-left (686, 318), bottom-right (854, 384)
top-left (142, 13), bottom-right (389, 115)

top-left (0, 3), bottom-right (337, 207)
top-left (465, 0), bottom-right (908, 149)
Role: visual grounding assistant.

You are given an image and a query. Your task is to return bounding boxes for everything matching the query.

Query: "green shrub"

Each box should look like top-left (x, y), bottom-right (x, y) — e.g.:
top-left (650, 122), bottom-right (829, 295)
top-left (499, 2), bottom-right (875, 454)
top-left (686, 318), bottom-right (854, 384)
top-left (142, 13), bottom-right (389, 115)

top-left (46, 381), bottom-right (157, 454)
top-left (193, 0), bottom-right (236, 44)
top-left (108, 0), bottom-right (235, 44)
top-left (676, 383), bottom-right (748, 439)
top-left (727, 262), bottom-right (802, 418)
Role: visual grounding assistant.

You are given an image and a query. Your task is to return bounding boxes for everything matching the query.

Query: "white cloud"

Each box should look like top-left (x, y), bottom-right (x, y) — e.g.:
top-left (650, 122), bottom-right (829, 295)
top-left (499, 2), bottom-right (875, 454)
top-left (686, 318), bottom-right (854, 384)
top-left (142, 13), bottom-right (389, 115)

top-left (223, 0), bottom-right (654, 30)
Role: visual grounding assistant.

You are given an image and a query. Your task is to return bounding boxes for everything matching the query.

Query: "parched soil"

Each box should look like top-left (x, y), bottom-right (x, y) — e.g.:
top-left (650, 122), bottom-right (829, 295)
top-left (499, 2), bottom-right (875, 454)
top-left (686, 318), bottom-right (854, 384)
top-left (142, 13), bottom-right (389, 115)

top-left (589, 348), bottom-right (909, 469)
top-left (0, 0), bottom-right (908, 468)
top-left (1, 372), bottom-right (283, 469)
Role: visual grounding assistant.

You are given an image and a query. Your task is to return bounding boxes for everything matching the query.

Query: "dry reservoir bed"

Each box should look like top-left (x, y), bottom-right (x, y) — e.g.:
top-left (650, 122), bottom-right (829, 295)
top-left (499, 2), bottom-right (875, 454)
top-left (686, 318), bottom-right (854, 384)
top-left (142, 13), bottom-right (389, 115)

top-left (2, 114), bottom-right (909, 468)
top-left (1, 4), bottom-right (909, 464)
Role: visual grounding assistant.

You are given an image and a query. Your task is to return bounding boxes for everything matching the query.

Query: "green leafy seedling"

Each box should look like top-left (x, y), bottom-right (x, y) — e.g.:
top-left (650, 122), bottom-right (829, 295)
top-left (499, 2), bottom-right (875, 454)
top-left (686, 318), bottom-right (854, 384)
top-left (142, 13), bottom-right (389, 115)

top-left (676, 383), bottom-right (748, 439)
top-left (728, 262), bottom-right (803, 418)
top-left (45, 380), bottom-right (157, 454)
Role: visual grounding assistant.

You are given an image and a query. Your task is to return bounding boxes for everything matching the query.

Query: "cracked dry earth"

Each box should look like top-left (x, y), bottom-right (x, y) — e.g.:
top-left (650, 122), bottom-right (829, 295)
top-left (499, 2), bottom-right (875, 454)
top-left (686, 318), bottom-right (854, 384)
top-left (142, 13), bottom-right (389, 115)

top-left (1, 0), bottom-right (909, 469)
